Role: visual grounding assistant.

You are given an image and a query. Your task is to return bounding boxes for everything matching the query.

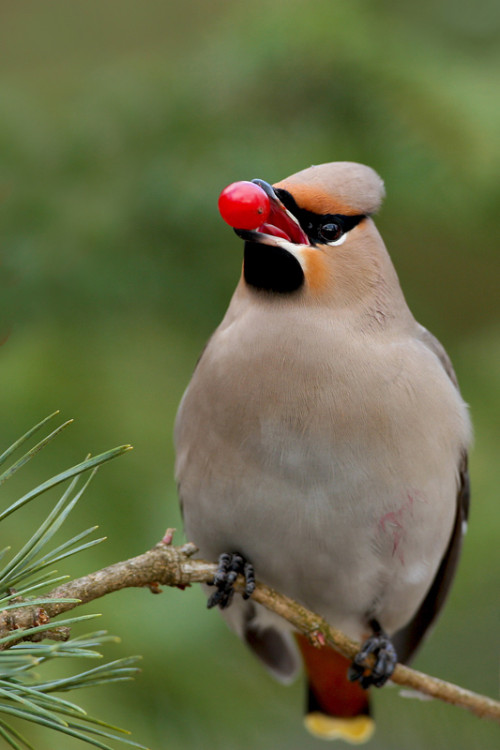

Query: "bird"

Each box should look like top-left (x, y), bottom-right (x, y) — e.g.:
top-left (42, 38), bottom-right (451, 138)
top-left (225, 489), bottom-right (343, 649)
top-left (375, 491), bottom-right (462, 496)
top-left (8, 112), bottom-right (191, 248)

top-left (174, 161), bottom-right (471, 743)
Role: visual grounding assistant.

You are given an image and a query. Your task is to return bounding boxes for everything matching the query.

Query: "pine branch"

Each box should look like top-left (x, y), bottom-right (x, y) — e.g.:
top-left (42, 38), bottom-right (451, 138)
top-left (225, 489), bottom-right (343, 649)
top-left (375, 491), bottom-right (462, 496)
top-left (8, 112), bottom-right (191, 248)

top-left (0, 415), bottom-right (145, 749)
top-left (0, 534), bottom-right (498, 724)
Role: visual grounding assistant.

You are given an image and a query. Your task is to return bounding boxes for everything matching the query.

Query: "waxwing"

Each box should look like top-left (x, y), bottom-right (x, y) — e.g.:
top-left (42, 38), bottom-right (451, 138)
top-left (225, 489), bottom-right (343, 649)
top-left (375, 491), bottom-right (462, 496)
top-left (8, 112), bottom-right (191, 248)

top-left (174, 162), bottom-right (471, 743)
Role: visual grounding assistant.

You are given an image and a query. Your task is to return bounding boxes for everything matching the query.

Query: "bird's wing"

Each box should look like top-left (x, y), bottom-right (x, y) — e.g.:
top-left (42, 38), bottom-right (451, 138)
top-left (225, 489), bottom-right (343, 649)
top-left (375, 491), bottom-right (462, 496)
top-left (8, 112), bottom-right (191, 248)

top-left (416, 324), bottom-right (459, 388)
top-left (392, 326), bottom-right (470, 664)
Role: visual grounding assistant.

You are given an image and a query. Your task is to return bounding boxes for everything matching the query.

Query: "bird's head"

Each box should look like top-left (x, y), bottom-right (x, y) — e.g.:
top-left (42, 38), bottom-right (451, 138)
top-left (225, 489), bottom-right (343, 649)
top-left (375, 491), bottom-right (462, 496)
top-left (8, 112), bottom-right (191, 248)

top-left (223, 162), bottom-right (401, 313)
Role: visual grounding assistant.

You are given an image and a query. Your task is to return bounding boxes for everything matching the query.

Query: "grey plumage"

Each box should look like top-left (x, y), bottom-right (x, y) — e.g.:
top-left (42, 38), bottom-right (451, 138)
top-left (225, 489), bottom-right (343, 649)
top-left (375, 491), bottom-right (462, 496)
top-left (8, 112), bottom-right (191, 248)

top-left (174, 162), bottom-right (471, 734)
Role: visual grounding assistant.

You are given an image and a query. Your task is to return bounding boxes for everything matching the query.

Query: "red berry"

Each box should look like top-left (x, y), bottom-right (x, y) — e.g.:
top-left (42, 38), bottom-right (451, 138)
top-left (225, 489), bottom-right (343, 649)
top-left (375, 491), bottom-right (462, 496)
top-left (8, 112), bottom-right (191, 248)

top-left (218, 181), bottom-right (271, 230)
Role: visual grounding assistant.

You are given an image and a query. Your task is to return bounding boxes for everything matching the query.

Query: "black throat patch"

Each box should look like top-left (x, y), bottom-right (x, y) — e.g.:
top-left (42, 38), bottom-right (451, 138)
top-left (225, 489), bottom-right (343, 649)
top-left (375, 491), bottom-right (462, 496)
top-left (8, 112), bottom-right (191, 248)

top-left (243, 241), bottom-right (304, 294)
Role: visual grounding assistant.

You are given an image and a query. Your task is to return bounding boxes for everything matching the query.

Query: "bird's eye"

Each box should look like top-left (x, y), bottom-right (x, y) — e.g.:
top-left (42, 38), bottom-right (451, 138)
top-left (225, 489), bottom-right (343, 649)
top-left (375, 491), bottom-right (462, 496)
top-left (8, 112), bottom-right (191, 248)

top-left (319, 222), bottom-right (343, 243)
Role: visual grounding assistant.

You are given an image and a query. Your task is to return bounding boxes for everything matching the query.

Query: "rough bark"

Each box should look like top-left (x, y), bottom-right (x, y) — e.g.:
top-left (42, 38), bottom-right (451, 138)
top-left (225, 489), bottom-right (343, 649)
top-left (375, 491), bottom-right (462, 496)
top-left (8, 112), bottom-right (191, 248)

top-left (1, 534), bottom-right (498, 723)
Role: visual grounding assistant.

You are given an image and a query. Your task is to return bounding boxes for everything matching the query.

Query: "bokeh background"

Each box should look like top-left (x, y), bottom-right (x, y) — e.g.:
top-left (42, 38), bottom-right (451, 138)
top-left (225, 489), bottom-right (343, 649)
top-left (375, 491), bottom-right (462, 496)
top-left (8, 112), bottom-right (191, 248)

top-left (1, 1), bottom-right (499, 748)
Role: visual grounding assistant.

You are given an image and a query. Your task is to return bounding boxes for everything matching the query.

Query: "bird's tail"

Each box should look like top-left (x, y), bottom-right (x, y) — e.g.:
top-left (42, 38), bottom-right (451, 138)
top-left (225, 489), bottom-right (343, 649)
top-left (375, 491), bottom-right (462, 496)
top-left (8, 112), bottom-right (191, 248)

top-left (295, 633), bottom-right (374, 744)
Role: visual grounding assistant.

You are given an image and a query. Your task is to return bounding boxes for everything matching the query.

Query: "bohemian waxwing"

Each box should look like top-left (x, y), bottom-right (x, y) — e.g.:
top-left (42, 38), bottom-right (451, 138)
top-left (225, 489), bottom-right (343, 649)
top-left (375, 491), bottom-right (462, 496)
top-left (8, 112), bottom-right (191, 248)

top-left (174, 162), bottom-right (471, 743)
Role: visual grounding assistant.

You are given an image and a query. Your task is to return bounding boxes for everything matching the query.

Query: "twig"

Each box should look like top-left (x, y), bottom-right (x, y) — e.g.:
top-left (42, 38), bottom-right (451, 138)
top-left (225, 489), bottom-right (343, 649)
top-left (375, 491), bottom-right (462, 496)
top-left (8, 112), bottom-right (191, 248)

top-left (0, 535), bottom-right (498, 723)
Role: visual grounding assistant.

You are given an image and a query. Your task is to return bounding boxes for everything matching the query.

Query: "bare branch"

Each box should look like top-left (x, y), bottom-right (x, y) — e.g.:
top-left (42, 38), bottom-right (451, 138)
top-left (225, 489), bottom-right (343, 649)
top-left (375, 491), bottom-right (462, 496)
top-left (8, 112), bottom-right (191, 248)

top-left (1, 534), bottom-right (498, 723)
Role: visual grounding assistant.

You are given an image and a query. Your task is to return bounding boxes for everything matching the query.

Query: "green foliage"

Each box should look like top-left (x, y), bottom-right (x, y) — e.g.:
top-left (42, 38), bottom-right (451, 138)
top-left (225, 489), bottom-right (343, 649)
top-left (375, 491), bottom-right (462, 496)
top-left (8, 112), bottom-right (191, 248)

top-left (0, 416), bottom-right (146, 749)
top-left (0, 2), bottom-right (498, 748)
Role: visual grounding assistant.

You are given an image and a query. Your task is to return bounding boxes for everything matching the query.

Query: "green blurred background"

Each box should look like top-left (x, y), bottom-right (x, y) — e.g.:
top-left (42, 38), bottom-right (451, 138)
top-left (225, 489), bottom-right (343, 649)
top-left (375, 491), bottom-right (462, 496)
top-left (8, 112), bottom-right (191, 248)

top-left (0, 1), bottom-right (499, 748)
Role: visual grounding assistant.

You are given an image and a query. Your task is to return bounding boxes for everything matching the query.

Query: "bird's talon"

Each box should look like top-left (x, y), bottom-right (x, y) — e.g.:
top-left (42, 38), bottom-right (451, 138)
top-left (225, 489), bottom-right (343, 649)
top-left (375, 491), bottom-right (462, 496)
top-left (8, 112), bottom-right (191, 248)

top-left (207, 552), bottom-right (255, 610)
top-left (347, 661), bottom-right (365, 682)
top-left (349, 623), bottom-right (397, 688)
top-left (242, 561), bottom-right (255, 598)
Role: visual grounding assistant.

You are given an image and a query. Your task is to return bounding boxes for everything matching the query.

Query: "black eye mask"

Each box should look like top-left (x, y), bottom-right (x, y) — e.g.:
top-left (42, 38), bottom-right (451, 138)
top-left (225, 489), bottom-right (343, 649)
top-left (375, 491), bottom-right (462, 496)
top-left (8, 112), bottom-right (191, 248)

top-left (274, 188), bottom-right (366, 245)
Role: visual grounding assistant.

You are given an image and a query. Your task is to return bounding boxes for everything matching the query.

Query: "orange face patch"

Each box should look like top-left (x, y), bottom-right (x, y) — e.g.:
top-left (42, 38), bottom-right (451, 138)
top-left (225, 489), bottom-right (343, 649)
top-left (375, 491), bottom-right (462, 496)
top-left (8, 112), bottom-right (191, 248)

top-left (273, 181), bottom-right (356, 217)
top-left (300, 248), bottom-right (331, 292)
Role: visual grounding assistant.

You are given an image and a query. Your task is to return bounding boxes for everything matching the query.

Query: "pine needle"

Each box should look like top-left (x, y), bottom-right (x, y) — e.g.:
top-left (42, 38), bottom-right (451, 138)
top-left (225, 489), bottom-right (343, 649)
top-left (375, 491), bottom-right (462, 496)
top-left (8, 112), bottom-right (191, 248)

top-left (0, 416), bottom-right (141, 749)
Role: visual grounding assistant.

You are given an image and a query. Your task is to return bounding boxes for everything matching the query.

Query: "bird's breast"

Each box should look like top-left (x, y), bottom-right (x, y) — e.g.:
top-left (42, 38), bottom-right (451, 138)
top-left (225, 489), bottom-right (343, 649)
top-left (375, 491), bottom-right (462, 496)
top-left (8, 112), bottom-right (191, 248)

top-left (175, 307), bottom-right (465, 634)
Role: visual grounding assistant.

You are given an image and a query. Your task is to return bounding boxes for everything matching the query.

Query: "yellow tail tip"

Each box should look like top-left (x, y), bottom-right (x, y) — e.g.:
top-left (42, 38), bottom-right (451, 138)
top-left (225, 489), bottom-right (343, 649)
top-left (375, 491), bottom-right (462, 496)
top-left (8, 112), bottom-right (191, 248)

top-left (304, 712), bottom-right (375, 744)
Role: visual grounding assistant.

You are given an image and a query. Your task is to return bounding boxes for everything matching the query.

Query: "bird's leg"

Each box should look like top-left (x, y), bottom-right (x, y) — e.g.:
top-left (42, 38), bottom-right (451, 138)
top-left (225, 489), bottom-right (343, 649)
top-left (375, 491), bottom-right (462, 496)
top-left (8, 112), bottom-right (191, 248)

top-left (207, 552), bottom-right (255, 610)
top-left (347, 619), bottom-right (397, 688)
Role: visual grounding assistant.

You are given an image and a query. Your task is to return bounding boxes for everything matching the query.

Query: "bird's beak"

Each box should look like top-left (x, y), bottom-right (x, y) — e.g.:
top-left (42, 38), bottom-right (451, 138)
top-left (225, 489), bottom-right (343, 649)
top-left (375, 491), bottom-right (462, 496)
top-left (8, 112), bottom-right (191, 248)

top-left (234, 179), bottom-right (310, 247)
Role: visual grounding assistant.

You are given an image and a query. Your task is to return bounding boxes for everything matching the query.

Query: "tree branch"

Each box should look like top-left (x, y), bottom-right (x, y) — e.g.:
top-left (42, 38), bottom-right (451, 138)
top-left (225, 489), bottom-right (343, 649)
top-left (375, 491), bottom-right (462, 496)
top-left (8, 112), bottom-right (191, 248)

top-left (1, 533), bottom-right (499, 723)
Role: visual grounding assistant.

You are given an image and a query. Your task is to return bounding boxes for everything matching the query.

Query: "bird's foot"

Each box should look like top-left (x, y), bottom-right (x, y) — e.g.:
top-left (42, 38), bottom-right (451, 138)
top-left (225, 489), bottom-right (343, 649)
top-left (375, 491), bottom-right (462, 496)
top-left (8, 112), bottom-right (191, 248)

top-left (348, 619), bottom-right (397, 688)
top-left (207, 552), bottom-right (255, 610)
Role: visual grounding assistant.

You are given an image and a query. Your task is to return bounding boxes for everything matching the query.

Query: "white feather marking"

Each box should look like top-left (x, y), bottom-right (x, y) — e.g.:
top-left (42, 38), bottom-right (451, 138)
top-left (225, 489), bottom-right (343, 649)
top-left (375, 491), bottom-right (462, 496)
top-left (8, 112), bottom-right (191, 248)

top-left (405, 560), bottom-right (430, 585)
top-left (399, 688), bottom-right (433, 702)
top-left (327, 232), bottom-right (348, 247)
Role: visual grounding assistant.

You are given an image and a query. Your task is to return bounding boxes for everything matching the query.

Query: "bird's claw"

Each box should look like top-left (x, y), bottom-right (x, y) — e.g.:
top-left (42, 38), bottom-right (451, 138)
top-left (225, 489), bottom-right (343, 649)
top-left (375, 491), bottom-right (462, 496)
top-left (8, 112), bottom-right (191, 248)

top-left (207, 552), bottom-right (255, 610)
top-left (348, 620), bottom-right (397, 688)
